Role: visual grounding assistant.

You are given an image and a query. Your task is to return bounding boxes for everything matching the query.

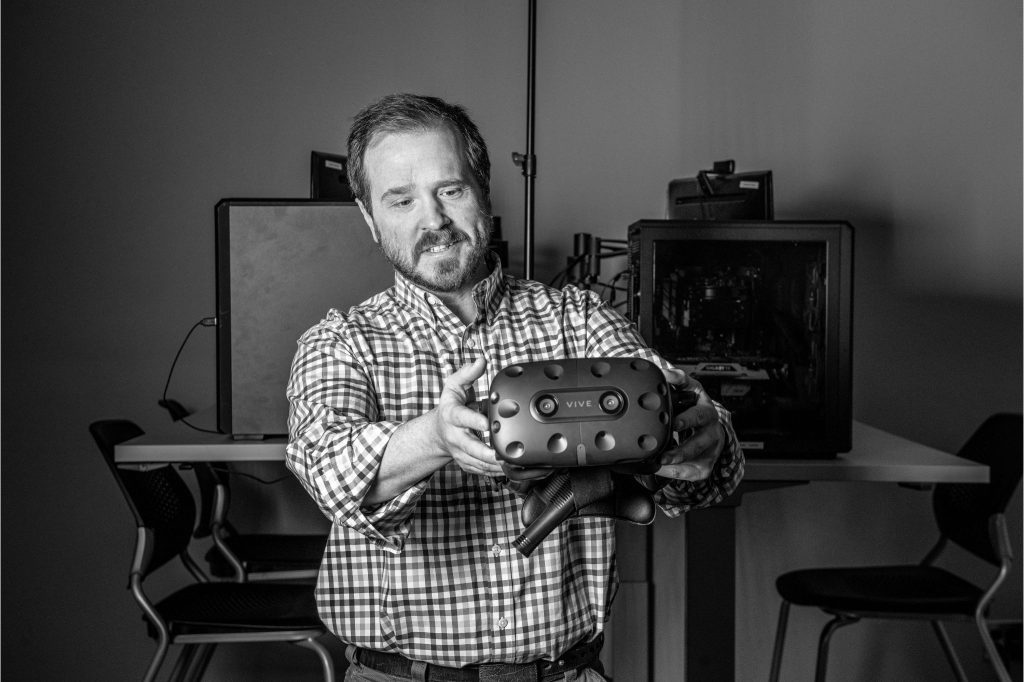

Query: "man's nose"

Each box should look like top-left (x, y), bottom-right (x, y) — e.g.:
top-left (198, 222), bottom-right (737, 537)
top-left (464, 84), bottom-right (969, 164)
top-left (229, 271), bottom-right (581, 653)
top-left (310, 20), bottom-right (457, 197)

top-left (419, 195), bottom-right (451, 230)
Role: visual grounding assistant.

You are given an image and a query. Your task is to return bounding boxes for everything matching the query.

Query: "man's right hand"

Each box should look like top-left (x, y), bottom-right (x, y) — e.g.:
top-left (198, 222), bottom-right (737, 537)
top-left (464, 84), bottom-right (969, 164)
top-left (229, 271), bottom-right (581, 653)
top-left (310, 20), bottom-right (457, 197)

top-left (432, 358), bottom-right (504, 477)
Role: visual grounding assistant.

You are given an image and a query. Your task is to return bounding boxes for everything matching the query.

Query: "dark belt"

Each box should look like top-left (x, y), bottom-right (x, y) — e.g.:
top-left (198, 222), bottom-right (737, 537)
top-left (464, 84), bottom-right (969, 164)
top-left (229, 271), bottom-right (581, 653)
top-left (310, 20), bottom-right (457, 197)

top-left (351, 633), bottom-right (603, 681)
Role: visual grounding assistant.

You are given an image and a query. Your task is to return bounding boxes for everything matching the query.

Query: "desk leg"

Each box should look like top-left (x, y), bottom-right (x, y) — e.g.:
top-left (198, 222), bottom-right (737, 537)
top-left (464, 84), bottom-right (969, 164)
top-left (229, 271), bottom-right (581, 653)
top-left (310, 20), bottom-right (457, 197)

top-left (674, 482), bottom-right (804, 681)
top-left (611, 523), bottom-right (651, 681)
top-left (644, 482), bottom-right (804, 681)
top-left (684, 502), bottom-right (737, 682)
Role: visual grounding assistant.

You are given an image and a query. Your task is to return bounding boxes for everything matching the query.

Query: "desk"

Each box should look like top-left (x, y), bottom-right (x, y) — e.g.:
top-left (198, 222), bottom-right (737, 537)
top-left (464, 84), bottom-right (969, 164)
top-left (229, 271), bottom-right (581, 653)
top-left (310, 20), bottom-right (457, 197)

top-left (116, 431), bottom-right (287, 464)
top-left (666, 420), bottom-right (987, 682)
top-left (115, 420), bottom-right (988, 681)
top-left (113, 420), bottom-right (988, 480)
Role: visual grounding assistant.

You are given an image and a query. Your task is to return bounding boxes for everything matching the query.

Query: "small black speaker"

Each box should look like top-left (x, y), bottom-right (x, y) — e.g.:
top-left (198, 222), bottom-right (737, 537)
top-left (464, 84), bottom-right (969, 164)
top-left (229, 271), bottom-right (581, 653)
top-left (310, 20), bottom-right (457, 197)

top-left (310, 151), bottom-right (354, 200)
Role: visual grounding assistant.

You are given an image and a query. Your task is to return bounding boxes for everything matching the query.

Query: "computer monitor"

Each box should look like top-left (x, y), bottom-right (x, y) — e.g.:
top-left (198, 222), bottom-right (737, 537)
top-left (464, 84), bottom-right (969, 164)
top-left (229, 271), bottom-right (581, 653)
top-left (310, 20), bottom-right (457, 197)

top-left (215, 199), bottom-right (393, 437)
top-left (310, 151), bottom-right (354, 201)
top-left (667, 162), bottom-right (773, 221)
top-left (628, 220), bottom-right (853, 457)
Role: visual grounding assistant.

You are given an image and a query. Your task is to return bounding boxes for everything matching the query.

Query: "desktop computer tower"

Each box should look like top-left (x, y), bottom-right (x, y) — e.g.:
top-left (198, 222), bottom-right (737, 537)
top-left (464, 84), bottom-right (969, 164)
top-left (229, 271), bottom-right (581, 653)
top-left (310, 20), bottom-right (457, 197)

top-left (628, 220), bottom-right (853, 457)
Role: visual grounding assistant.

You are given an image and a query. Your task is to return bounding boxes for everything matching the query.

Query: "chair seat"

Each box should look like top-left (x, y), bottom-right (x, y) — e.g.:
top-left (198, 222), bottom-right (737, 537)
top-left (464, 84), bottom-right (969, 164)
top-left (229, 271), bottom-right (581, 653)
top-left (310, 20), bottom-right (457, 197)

top-left (156, 582), bottom-right (324, 635)
top-left (776, 565), bottom-right (984, 616)
top-left (206, 533), bottom-right (327, 577)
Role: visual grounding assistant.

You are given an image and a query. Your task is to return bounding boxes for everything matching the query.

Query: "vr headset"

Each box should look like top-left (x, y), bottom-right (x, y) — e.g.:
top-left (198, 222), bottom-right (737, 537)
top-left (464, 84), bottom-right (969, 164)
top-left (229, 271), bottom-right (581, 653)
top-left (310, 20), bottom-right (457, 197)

top-left (478, 357), bottom-right (696, 555)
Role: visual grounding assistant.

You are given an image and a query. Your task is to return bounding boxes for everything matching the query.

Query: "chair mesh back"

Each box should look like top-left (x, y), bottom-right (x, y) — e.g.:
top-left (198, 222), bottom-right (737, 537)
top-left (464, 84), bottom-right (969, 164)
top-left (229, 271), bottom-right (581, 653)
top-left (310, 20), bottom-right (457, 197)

top-left (90, 420), bottom-right (197, 577)
top-left (194, 462), bottom-right (239, 539)
top-left (933, 413), bottom-right (1023, 565)
top-left (192, 463), bottom-right (218, 539)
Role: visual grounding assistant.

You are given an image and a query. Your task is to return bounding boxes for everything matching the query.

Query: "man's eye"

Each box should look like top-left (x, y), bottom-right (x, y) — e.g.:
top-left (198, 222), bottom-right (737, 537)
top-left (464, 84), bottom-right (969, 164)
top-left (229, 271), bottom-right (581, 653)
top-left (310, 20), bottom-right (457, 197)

top-left (441, 186), bottom-right (466, 198)
top-left (390, 198), bottom-right (413, 208)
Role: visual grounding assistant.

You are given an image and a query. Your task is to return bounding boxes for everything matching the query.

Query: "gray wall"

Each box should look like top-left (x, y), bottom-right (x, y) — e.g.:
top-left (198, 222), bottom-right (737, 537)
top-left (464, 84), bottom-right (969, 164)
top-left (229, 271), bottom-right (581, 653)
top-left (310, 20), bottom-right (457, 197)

top-left (3, 1), bottom-right (1020, 680)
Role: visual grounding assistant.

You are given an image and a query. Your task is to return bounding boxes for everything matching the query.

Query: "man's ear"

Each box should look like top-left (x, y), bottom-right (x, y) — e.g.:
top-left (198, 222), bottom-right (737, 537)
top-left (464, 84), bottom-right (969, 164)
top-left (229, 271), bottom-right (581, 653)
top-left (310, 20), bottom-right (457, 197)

top-left (356, 199), bottom-right (380, 244)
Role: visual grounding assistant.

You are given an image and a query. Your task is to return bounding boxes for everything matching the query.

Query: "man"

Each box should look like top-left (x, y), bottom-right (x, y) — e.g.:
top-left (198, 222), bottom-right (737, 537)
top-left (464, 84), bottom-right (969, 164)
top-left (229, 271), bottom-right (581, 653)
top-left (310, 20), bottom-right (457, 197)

top-left (286, 93), bottom-right (744, 681)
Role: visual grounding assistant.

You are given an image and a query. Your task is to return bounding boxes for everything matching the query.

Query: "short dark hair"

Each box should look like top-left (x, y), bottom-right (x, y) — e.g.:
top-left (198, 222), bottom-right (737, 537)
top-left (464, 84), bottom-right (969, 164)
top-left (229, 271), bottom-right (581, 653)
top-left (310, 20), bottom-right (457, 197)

top-left (346, 94), bottom-right (491, 211)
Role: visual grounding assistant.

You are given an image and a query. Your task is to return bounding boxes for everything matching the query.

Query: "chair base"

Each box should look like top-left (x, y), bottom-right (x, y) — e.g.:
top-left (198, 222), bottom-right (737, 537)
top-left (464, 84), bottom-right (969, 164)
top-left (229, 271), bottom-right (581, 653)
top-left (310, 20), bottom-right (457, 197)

top-left (147, 634), bottom-right (336, 682)
top-left (768, 600), bottom-right (1013, 682)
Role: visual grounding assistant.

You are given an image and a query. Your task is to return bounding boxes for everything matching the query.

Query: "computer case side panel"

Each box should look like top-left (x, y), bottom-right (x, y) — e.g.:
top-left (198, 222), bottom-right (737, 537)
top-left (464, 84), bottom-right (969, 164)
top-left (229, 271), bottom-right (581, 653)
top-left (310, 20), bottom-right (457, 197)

top-left (627, 220), bottom-right (853, 458)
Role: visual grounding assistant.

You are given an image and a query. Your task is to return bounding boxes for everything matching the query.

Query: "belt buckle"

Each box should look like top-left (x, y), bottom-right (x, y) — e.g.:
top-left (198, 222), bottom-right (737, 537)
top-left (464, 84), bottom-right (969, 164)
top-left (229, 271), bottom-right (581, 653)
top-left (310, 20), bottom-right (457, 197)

top-left (537, 657), bottom-right (569, 678)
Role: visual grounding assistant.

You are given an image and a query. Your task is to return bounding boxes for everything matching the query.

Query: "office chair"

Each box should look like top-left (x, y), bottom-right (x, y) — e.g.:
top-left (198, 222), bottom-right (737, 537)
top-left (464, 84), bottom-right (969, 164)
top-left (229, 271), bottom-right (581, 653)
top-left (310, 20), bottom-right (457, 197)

top-left (90, 420), bottom-right (336, 682)
top-left (768, 413), bottom-right (1022, 682)
top-left (192, 462), bottom-right (328, 582)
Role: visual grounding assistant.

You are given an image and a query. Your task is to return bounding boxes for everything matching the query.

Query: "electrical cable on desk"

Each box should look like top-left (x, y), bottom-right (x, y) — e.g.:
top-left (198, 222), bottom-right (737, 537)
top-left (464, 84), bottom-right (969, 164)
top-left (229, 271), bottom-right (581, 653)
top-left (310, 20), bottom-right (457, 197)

top-left (547, 254), bottom-right (587, 288)
top-left (209, 462), bottom-right (291, 485)
top-left (594, 269), bottom-right (630, 307)
top-left (159, 316), bottom-right (221, 434)
top-left (176, 461), bottom-right (291, 486)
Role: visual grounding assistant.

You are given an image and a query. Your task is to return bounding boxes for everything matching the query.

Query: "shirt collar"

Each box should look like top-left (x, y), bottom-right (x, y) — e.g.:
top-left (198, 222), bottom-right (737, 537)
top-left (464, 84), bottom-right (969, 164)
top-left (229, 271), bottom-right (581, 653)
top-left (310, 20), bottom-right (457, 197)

top-left (473, 253), bottom-right (507, 321)
top-left (392, 252), bottom-right (507, 324)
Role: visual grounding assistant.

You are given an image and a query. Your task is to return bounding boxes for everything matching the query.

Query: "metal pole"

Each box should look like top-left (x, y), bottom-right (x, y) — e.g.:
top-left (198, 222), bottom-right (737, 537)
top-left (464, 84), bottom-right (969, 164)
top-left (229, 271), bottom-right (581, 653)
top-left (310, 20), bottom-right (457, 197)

top-left (515, 0), bottom-right (538, 280)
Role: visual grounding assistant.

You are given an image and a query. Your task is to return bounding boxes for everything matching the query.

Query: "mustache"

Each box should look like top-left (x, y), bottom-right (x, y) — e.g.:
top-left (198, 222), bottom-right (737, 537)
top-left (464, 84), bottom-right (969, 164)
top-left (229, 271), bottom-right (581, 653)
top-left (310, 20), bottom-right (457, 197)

top-left (416, 226), bottom-right (467, 252)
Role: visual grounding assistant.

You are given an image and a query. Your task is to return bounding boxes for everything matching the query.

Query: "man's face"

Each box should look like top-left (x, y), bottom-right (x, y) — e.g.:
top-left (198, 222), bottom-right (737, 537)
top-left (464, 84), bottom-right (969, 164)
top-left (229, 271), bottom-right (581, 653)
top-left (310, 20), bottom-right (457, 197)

top-left (356, 127), bottom-right (491, 294)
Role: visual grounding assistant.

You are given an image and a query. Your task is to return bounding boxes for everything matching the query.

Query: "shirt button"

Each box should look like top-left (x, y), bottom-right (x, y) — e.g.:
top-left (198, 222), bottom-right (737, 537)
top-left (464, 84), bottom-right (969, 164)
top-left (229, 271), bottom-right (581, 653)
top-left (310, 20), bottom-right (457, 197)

top-left (491, 544), bottom-right (502, 557)
top-left (497, 617), bottom-right (509, 629)
top-left (466, 337), bottom-right (476, 348)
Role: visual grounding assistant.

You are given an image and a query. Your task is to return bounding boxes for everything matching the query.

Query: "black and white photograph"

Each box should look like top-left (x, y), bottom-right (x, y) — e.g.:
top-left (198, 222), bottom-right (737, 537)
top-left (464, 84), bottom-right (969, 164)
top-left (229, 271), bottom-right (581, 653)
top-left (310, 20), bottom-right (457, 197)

top-left (3, 1), bottom-right (1021, 680)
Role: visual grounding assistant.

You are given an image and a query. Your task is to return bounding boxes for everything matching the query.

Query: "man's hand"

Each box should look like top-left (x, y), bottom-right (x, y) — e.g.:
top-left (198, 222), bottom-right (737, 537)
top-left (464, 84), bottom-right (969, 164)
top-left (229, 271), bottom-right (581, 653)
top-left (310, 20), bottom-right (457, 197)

top-left (432, 358), bottom-right (504, 477)
top-left (656, 368), bottom-right (726, 481)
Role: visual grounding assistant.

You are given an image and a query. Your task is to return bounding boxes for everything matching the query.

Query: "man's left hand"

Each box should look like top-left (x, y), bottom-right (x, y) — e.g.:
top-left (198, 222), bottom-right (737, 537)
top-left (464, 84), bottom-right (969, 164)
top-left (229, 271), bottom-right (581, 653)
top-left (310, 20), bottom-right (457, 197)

top-left (655, 368), bottom-right (726, 481)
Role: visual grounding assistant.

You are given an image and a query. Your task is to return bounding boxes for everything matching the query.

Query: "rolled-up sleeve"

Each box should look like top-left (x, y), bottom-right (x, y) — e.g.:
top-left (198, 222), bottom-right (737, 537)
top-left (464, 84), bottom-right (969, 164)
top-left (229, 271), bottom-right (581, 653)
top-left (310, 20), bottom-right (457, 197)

top-left (652, 404), bottom-right (745, 516)
top-left (286, 321), bottom-right (427, 552)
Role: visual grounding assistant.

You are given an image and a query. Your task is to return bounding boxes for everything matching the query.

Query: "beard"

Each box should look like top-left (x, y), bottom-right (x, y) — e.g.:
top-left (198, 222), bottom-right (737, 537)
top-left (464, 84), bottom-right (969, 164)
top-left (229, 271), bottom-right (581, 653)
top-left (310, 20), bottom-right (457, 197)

top-left (376, 216), bottom-right (493, 293)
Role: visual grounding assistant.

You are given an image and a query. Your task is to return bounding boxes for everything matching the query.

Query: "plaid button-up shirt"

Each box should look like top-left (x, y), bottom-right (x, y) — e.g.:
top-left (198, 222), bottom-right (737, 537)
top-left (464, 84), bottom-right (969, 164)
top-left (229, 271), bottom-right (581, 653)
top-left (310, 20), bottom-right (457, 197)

top-left (286, 262), bottom-right (743, 667)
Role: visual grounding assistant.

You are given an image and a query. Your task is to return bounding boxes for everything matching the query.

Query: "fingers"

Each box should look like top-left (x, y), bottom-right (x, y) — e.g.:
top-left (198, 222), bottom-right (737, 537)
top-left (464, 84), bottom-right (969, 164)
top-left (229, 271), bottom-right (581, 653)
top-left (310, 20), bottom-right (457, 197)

top-left (664, 367), bottom-right (688, 386)
top-left (448, 402), bottom-right (490, 433)
top-left (438, 358), bottom-right (502, 476)
top-left (502, 465), bottom-right (552, 482)
top-left (447, 407), bottom-right (503, 473)
top-left (443, 422), bottom-right (503, 475)
top-left (673, 403), bottom-right (720, 433)
top-left (455, 453), bottom-right (504, 477)
top-left (657, 426), bottom-right (723, 479)
top-left (440, 358), bottom-right (490, 431)
top-left (658, 409), bottom-right (727, 481)
top-left (663, 367), bottom-right (705, 393)
top-left (444, 357), bottom-right (487, 397)
top-left (656, 448), bottom-right (718, 480)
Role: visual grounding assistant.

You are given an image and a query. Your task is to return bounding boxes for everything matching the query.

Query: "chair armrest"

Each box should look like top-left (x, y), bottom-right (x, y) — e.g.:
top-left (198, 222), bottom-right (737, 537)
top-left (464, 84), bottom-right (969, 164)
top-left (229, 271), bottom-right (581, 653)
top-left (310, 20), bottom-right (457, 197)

top-left (989, 513), bottom-right (1013, 564)
top-left (210, 481), bottom-right (247, 581)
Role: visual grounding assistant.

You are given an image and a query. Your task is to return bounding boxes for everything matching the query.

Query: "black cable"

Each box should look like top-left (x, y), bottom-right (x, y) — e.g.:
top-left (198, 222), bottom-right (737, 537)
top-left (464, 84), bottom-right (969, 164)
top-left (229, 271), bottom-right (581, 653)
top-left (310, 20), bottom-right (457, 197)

top-left (161, 319), bottom-right (203, 399)
top-left (177, 416), bottom-right (221, 435)
top-left (595, 269), bottom-right (630, 305)
top-left (209, 463), bottom-right (290, 485)
top-left (160, 317), bottom-right (220, 434)
top-left (178, 462), bottom-right (289, 486)
top-left (548, 254), bottom-right (587, 287)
